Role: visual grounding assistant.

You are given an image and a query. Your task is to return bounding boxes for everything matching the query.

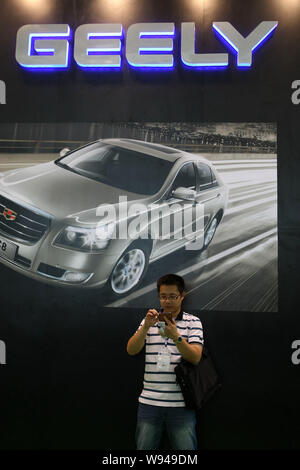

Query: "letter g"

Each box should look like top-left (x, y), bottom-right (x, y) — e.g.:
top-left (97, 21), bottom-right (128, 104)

top-left (15, 24), bottom-right (71, 68)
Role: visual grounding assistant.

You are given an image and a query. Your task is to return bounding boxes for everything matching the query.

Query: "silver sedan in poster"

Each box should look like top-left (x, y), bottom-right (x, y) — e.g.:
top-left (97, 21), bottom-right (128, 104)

top-left (0, 139), bottom-right (228, 295)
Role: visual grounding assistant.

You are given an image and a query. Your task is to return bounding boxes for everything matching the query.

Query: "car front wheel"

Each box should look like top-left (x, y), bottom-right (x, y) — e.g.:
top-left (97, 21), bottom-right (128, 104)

top-left (109, 244), bottom-right (149, 295)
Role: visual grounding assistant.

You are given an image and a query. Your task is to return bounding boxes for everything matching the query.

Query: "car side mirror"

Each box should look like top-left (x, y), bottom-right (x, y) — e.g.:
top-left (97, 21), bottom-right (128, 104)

top-left (172, 187), bottom-right (196, 201)
top-left (60, 147), bottom-right (71, 158)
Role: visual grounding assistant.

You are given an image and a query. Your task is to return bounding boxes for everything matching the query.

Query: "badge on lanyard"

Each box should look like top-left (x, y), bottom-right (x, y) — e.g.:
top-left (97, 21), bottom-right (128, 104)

top-left (157, 338), bottom-right (171, 371)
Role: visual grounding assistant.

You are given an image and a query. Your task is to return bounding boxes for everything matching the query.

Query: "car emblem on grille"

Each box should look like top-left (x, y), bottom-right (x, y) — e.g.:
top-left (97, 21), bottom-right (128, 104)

top-left (2, 207), bottom-right (17, 221)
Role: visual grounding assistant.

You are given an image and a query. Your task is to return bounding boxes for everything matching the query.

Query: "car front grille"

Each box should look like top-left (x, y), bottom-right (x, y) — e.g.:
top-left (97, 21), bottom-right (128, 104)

top-left (0, 194), bottom-right (52, 244)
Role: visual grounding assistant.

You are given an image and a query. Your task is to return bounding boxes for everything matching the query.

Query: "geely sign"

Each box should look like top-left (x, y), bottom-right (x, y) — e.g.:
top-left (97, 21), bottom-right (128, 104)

top-left (15, 21), bottom-right (278, 70)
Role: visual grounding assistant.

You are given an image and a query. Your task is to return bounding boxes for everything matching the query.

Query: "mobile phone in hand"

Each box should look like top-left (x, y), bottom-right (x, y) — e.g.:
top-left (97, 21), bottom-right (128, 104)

top-left (158, 311), bottom-right (172, 322)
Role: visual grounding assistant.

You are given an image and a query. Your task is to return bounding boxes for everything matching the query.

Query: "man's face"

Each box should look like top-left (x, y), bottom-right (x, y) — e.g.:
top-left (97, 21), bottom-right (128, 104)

top-left (158, 284), bottom-right (185, 315)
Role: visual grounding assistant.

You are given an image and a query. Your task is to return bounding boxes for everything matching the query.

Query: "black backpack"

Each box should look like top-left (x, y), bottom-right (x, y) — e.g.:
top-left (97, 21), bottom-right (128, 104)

top-left (174, 346), bottom-right (221, 410)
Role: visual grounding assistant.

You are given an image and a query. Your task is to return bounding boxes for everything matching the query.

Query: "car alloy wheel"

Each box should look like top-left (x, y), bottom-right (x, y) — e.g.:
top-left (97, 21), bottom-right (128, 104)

top-left (204, 217), bottom-right (218, 248)
top-left (110, 248), bottom-right (147, 294)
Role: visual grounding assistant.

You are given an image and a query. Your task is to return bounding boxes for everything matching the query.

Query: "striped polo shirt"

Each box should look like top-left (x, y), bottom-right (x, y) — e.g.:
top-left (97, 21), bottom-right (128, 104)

top-left (136, 310), bottom-right (204, 407)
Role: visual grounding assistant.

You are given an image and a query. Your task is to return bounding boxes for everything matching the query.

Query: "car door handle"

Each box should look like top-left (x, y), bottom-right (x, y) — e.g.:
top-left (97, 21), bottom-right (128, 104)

top-left (197, 194), bottom-right (220, 203)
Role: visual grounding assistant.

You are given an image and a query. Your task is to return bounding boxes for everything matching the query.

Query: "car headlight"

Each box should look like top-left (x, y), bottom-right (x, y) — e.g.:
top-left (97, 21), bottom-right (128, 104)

top-left (54, 223), bottom-right (115, 252)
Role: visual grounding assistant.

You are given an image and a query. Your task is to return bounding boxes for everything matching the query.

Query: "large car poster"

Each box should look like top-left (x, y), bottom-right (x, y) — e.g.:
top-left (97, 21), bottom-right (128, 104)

top-left (0, 122), bottom-right (277, 311)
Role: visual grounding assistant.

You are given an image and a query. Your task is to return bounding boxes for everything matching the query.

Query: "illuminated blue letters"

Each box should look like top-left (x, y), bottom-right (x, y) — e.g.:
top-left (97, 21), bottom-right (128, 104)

top-left (126, 23), bottom-right (175, 68)
top-left (15, 21), bottom-right (278, 71)
top-left (15, 24), bottom-right (71, 68)
top-left (181, 23), bottom-right (228, 67)
top-left (74, 24), bottom-right (123, 68)
top-left (213, 21), bottom-right (278, 67)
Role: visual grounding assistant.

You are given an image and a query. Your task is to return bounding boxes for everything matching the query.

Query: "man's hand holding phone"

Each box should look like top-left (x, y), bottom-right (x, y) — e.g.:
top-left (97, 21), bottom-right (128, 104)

top-left (163, 317), bottom-right (179, 341)
top-left (143, 310), bottom-right (179, 341)
top-left (144, 309), bottom-right (159, 330)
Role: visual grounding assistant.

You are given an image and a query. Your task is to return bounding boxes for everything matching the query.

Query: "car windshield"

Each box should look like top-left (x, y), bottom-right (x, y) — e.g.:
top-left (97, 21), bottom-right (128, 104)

top-left (55, 142), bottom-right (173, 195)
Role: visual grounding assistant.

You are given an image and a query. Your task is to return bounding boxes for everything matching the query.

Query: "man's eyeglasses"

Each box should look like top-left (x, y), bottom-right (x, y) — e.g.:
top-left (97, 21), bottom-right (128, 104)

top-left (159, 294), bottom-right (181, 301)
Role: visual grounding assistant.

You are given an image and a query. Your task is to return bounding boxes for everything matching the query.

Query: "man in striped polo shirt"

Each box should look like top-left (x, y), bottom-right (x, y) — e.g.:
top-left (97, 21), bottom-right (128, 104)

top-left (127, 274), bottom-right (204, 450)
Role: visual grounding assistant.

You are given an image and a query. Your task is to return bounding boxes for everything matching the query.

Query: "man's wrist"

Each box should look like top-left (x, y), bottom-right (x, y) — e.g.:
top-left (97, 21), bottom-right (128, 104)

top-left (170, 330), bottom-right (179, 341)
top-left (174, 335), bottom-right (183, 345)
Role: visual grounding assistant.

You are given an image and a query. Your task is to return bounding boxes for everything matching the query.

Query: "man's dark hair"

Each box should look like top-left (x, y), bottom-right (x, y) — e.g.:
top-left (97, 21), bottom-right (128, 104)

top-left (157, 273), bottom-right (185, 294)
